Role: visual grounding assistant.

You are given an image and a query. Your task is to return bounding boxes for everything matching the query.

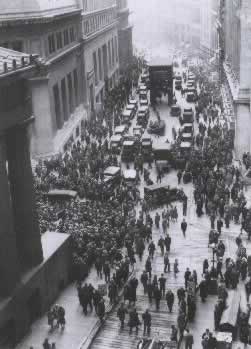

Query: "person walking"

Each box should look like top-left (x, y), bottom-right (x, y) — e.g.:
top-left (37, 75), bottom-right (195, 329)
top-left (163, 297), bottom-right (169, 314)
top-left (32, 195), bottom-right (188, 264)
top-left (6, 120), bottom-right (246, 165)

top-left (117, 302), bottom-right (127, 329)
top-left (140, 270), bottom-right (148, 294)
top-left (164, 234), bottom-right (171, 252)
top-left (164, 252), bottom-right (170, 273)
top-left (174, 259), bottom-right (179, 277)
top-left (43, 339), bottom-right (51, 349)
top-left (184, 329), bottom-right (194, 349)
top-left (159, 274), bottom-right (167, 298)
top-left (153, 286), bottom-right (161, 310)
top-left (181, 218), bottom-right (187, 237)
top-left (170, 325), bottom-right (178, 342)
top-left (142, 309), bottom-right (151, 336)
top-left (166, 289), bottom-right (175, 312)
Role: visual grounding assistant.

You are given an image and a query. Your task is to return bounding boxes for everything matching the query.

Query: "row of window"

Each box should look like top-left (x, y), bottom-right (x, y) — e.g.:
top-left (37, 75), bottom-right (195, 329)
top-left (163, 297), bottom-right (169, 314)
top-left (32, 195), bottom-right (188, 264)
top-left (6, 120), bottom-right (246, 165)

top-left (93, 36), bottom-right (118, 85)
top-left (83, 9), bottom-right (116, 36)
top-left (48, 26), bottom-right (76, 55)
top-left (53, 69), bottom-right (79, 130)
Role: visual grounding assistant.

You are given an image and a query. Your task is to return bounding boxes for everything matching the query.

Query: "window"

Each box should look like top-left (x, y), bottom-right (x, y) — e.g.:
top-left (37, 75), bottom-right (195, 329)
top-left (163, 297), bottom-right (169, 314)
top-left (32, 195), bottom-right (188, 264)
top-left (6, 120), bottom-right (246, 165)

top-left (63, 29), bottom-right (69, 46)
top-left (53, 84), bottom-right (62, 129)
top-left (73, 69), bottom-right (79, 106)
top-left (98, 48), bottom-right (102, 80)
top-left (67, 73), bottom-right (74, 113)
top-left (61, 78), bottom-right (68, 121)
top-left (93, 51), bottom-right (98, 85)
top-left (48, 34), bottom-right (55, 54)
top-left (69, 27), bottom-right (75, 42)
top-left (56, 32), bottom-right (63, 50)
top-left (12, 40), bottom-right (23, 52)
top-left (115, 36), bottom-right (118, 62)
top-left (111, 38), bottom-right (115, 66)
top-left (108, 41), bottom-right (111, 68)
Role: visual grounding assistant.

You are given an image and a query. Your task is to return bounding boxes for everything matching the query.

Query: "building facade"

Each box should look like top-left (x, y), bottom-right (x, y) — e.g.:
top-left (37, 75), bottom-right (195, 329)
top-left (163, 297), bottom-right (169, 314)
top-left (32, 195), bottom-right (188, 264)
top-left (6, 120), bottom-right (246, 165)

top-left (0, 0), bottom-right (133, 158)
top-left (0, 1), bottom-right (87, 158)
top-left (166, 0), bottom-right (201, 51)
top-left (219, 0), bottom-right (251, 158)
top-left (200, 0), bottom-right (219, 56)
top-left (0, 48), bottom-right (71, 346)
top-left (80, 0), bottom-right (120, 114)
top-left (116, 0), bottom-right (133, 72)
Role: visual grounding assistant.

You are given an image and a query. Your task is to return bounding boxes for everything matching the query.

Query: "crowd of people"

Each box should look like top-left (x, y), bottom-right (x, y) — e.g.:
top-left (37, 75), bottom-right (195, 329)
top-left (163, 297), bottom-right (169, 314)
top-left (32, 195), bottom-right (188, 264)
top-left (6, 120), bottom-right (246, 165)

top-left (34, 54), bottom-right (251, 349)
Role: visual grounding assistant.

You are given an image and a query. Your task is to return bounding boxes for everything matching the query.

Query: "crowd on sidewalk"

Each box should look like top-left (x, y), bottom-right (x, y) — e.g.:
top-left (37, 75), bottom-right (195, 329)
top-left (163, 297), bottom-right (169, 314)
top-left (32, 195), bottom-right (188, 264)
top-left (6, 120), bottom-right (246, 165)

top-left (29, 56), bottom-right (251, 349)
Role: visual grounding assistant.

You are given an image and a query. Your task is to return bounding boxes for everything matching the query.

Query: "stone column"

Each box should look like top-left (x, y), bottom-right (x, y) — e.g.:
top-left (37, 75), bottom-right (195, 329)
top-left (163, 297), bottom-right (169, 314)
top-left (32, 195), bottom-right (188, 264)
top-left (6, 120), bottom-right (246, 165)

top-left (0, 135), bottom-right (20, 296)
top-left (7, 125), bottom-right (43, 268)
top-left (29, 75), bottom-right (55, 157)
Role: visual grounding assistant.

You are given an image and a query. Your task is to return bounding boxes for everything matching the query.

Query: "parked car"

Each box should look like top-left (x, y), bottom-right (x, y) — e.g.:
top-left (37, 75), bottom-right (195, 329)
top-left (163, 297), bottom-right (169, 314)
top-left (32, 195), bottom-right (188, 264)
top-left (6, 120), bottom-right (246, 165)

top-left (148, 120), bottom-right (165, 135)
top-left (171, 104), bottom-right (181, 117)
top-left (110, 135), bottom-right (122, 154)
top-left (186, 92), bottom-right (195, 103)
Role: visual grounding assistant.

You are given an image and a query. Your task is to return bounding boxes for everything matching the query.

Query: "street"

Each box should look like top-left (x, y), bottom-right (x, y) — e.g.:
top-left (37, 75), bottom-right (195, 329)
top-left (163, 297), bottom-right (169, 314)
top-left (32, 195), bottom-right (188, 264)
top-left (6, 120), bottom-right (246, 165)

top-left (89, 68), bottom-right (244, 349)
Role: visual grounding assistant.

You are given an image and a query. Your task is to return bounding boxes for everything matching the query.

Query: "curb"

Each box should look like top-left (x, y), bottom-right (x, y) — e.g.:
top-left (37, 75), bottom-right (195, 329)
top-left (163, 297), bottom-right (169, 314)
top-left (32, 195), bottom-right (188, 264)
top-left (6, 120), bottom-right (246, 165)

top-left (78, 268), bottom-right (135, 349)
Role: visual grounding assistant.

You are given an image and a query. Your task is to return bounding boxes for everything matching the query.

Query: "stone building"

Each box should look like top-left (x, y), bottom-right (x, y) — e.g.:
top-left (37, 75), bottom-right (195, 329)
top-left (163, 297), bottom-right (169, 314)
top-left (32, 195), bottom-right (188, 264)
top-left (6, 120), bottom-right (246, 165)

top-left (0, 0), bottom-right (133, 158)
top-left (0, 0), bottom-right (86, 158)
top-left (80, 0), bottom-right (120, 113)
top-left (200, 0), bottom-right (219, 56)
top-left (0, 48), bottom-right (71, 347)
top-left (219, 0), bottom-right (251, 158)
top-left (116, 0), bottom-right (133, 72)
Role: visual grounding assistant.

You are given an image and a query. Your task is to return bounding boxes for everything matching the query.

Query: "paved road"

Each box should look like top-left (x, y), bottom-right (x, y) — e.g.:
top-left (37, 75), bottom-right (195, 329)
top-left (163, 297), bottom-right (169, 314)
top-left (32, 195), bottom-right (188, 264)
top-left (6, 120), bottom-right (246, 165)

top-left (90, 66), bottom-right (251, 348)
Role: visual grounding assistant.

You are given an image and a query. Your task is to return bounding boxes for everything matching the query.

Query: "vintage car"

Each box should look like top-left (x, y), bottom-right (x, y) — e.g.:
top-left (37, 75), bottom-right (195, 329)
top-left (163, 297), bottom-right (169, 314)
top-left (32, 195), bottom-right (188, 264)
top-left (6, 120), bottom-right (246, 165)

top-left (137, 106), bottom-right (149, 126)
top-left (133, 126), bottom-right (144, 138)
top-left (182, 112), bottom-right (194, 124)
top-left (141, 134), bottom-right (153, 160)
top-left (103, 166), bottom-right (121, 189)
top-left (139, 97), bottom-right (148, 107)
top-left (121, 140), bottom-right (137, 162)
top-left (129, 99), bottom-right (138, 111)
top-left (45, 189), bottom-right (77, 202)
top-left (126, 103), bottom-right (137, 118)
top-left (144, 183), bottom-right (185, 207)
top-left (181, 132), bottom-right (193, 143)
top-left (181, 123), bottom-right (194, 134)
top-left (114, 125), bottom-right (127, 136)
top-left (148, 119), bottom-right (165, 135)
top-left (110, 134), bottom-right (122, 154)
top-left (186, 91), bottom-right (195, 103)
top-left (175, 79), bottom-right (182, 90)
top-left (140, 73), bottom-right (149, 84)
top-left (180, 141), bottom-right (192, 155)
top-left (123, 169), bottom-right (137, 187)
top-left (121, 109), bottom-right (133, 126)
top-left (170, 104), bottom-right (181, 117)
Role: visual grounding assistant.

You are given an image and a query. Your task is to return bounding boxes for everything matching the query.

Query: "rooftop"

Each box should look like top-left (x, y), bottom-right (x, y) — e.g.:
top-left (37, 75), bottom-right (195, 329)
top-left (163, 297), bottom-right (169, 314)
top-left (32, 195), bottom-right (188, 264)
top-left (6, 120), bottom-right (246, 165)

top-left (0, 0), bottom-right (79, 22)
top-left (0, 47), bottom-right (33, 76)
top-left (148, 56), bottom-right (173, 67)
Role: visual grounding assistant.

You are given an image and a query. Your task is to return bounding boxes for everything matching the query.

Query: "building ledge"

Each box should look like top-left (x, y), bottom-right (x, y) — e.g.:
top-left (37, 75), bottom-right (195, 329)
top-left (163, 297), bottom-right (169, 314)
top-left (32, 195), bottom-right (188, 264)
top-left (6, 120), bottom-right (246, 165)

top-left (82, 5), bottom-right (116, 19)
top-left (82, 20), bottom-right (118, 43)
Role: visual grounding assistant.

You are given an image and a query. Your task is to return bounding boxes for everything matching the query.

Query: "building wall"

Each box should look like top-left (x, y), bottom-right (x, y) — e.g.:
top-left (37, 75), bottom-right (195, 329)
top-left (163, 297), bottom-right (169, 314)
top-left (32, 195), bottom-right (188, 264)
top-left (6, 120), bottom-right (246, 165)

top-left (0, 233), bottom-right (71, 346)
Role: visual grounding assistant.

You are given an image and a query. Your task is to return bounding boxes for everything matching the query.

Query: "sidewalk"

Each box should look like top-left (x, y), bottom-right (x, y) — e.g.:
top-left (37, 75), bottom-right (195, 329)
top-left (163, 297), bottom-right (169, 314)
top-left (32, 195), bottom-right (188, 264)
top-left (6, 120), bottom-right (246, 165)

top-left (16, 267), bottom-right (112, 349)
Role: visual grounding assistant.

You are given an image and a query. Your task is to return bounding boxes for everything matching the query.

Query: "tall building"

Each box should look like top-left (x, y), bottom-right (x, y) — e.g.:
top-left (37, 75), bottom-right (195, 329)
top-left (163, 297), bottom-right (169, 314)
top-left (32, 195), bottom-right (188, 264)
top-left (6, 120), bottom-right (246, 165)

top-left (0, 0), bottom-right (133, 158)
top-left (219, 0), bottom-right (251, 158)
top-left (0, 0), bottom-right (86, 158)
top-left (80, 0), bottom-right (120, 114)
top-left (200, 0), bottom-right (219, 55)
top-left (116, 0), bottom-right (133, 71)
top-left (165, 0), bottom-right (201, 51)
